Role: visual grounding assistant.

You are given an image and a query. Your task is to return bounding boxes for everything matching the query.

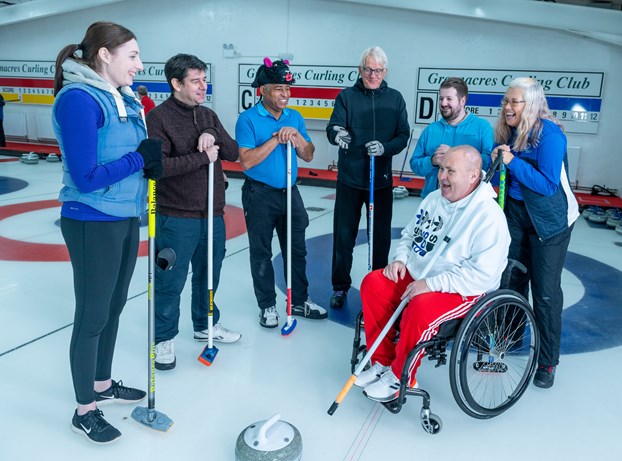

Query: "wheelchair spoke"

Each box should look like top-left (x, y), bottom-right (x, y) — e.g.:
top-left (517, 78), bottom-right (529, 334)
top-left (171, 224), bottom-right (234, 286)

top-left (452, 291), bottom-right (540, 417)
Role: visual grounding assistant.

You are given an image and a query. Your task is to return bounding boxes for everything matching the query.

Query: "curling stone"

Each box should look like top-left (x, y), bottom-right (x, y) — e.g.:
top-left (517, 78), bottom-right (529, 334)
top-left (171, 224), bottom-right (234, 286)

top-left (46, 153), bottom-right (61, 162)
top-left (235, 414), bottom-right (302, 461)
top-left (20, 152), bottom-right (40, 164)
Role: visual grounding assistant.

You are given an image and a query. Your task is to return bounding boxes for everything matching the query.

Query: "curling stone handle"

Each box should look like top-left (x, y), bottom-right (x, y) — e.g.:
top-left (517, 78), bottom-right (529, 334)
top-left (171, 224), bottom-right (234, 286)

top-left (257, 414), bottom-right (281, 445)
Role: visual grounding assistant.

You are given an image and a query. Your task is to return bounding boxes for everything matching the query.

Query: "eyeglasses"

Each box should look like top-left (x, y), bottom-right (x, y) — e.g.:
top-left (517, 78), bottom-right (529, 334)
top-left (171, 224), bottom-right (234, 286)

top-left (361, 67), bottom-right (386, 76)
top-left (501, 97), bottom-right (526, 108)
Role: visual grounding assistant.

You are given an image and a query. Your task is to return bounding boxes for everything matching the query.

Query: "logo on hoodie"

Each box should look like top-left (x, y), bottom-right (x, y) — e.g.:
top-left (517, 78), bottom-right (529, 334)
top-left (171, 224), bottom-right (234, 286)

top-left (411, 208), bottom-right (444, 256)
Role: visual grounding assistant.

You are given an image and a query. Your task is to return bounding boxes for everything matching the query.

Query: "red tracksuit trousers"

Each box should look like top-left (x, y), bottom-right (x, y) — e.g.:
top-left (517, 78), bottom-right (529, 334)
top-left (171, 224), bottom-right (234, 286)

top-left (360, 269), bottom-right (483, 386)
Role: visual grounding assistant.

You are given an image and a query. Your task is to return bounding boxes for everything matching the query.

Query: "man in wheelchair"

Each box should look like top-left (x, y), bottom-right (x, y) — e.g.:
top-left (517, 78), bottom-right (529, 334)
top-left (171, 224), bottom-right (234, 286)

top-left (356, 145), bottom-right (511, 402)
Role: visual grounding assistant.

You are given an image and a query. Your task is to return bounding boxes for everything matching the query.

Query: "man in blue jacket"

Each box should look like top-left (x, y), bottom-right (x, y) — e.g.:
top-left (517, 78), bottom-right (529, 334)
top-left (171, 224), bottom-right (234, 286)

top-left (326, 46), bottom-right (410, 309)
top-left (410, 77), bottom-right (492, 198)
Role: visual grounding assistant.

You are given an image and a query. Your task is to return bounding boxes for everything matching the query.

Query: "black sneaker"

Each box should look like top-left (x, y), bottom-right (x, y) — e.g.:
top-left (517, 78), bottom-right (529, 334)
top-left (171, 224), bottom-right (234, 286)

top-left (292, 298), bottom-right (328, 319)
top-left (95, 380), bottom-right (146, 406)
top-left (330, 290), bottom-right (347, 309)
top-left (71, 409), bottom-right (121, 444)
top-left (259, 306), bottom-right (279, 328)
top-left (533, 365), bottom-right (556, 388)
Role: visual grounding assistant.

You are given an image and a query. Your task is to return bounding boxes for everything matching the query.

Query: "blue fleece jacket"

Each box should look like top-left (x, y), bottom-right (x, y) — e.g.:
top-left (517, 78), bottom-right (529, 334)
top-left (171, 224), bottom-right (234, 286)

top-left (410, 113), bottom-right (493, 198)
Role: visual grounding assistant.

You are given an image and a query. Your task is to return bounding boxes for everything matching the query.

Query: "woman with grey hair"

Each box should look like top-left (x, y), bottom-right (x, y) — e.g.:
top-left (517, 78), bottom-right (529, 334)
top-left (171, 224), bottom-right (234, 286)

top-left (492, 77), bottom-right (579, 389)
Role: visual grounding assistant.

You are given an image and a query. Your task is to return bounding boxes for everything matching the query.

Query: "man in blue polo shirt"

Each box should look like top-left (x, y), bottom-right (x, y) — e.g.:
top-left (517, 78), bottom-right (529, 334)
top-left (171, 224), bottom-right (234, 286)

top-left (235, 58), bottom-right (327, 328)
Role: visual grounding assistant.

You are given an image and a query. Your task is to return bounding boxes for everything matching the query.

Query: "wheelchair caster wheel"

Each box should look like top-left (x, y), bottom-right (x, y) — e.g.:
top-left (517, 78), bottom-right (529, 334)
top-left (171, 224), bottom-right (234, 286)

top-left (421, 413), bottom-right (442, 434)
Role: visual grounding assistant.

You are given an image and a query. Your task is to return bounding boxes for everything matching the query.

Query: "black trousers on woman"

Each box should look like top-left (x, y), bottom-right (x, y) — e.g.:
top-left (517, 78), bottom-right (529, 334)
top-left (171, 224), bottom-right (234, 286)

top-left (61, 217), bottom-right (139, 405)
top-left (505, 197), bottom-right (573, 368)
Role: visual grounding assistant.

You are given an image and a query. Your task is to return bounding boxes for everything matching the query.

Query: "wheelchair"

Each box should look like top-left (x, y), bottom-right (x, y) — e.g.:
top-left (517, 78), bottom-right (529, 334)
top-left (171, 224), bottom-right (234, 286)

top-left (350, 263), bottom-right (540, 434)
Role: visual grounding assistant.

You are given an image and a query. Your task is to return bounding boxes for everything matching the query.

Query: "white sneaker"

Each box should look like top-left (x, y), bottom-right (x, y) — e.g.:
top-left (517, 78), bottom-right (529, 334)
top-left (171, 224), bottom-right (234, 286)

top-left (392, 186), bottom-right (409, 199)
top-left (291, 298), bottom-right (328, 319)
top-left (260, 306), bottom-right (279, 328)
top-left (155, 340), bottom-right (176, 370)
top-left (363, 369), bottom-right (401, 402)
top-left (354, 362), bottom-right (389, 388)
top-left (194, 323), bottom-right (242, 343)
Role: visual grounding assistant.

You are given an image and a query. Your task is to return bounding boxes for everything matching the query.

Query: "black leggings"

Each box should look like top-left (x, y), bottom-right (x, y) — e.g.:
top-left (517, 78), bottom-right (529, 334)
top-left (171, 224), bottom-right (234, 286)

top-left (61, 217), bottom-right (139, 405)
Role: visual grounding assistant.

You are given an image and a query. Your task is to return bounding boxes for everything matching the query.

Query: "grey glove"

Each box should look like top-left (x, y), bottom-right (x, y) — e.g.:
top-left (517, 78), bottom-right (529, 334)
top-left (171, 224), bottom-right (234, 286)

top-left (333, 126), bottom-right (351, 150)
top-left (365, 140), bottom-right (384, 157)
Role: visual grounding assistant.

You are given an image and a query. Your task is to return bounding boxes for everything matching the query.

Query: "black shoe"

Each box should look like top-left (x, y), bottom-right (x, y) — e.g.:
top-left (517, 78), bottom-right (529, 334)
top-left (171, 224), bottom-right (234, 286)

top-left (71, 409), bottom-right (121, 444)
top-left (533, 365), bottom-right (556, 388)
top-left (330, 290), bottom-right (347, 309)
top-left (259, 306), bottom-right (279, 328)
top-left (291, 298), bottom-right (328, 319)
top-left (95, 379), bottom-right (146, 406)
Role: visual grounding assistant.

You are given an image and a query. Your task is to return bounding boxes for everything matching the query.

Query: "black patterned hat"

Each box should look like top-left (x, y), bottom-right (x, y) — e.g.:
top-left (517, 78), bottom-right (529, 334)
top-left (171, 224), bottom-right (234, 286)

top-left (251, 57), bottom-right (296, 88)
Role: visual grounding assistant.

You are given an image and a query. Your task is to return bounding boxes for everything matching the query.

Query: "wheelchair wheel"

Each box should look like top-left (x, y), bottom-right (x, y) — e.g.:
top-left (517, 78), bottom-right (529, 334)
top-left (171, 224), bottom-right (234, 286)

top-left (421, 413), bottom-right (443, 435)
top-left (449, 289), bottom-right (540, 419)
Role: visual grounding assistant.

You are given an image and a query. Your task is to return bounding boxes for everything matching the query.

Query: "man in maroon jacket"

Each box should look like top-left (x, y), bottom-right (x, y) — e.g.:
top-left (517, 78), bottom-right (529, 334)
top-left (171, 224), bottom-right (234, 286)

top-left (147, 54), bottom-right (241, 371)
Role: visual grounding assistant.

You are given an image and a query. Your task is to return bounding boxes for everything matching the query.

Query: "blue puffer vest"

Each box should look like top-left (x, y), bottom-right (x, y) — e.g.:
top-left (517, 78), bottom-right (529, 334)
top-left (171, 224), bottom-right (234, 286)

top-left (520, 156), bottom-right (572, 241)
top-left (53, 83), bottom-right (147, 217)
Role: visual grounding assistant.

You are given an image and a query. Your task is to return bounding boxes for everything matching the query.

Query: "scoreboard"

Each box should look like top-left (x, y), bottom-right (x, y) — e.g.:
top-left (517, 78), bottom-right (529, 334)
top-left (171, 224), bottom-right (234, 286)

top-left (415, 68), bottom-right (604, 134)
top-left (0, 60), bottom-right (213, 109)
top-left (238, 63), bottom-right (357, 120)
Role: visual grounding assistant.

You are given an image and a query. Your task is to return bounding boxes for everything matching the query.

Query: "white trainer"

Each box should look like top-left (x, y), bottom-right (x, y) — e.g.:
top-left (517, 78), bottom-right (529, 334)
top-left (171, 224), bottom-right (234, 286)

top-left (363, 370), bottom-right (401, 402)
top-left (260, 306), bottom-right (279, 328)
top-left (354, 362), bottom-right (390, 388)
top-left (155, 339), bottom-right (176, 370)
top-left (194, 323), bottom-right (242, 343)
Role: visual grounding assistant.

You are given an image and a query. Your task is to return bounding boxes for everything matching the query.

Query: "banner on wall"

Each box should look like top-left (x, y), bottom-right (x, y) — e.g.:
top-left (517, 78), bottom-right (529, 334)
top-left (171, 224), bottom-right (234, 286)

top-left (415, 68), bottom-right (604, 134)
top-left (0, 60), bottom-right (213, 108)
top-left (238, 63), bottom-right (358, 120)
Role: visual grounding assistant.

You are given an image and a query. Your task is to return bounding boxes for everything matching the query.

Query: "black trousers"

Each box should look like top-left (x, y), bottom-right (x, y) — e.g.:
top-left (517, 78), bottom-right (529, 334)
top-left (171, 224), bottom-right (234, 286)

top-left (61, 217), bottom-right (139, 405)
top-left (242, 179), bottom-right (310, 309)
top-left (332, 181), bottom-right (393, 292)
top-left (0, 119), bottom-right (5, 147)
top-left (505, 197), bottom-right (573, 367)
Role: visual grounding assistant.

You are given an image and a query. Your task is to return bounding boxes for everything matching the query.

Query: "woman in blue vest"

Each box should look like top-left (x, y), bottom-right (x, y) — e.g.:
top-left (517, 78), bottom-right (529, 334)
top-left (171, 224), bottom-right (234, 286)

top-left (52, 21), bottom-right (162, 444)
top-left (493, 77), bottom-right (579, 390)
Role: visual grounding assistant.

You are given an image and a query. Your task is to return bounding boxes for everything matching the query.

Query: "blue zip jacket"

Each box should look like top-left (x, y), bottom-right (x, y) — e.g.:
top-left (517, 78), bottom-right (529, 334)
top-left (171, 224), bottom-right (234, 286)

top-left (410, 113), bottom-right (493, 198)
top-left (504, 119), bottom-right (578, 240)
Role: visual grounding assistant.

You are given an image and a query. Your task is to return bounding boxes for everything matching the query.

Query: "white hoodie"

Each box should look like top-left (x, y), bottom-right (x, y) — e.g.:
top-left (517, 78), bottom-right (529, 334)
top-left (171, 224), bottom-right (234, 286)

top-left (393, 176), bottom-right (510, 296)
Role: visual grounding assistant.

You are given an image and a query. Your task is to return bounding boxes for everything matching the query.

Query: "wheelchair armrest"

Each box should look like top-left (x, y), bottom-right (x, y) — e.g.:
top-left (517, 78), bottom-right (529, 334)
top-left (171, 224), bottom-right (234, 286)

top-left (500, 259), bottom-right (528, 289)
top-left (507, 259), bottom-right (527, 274)
top-left (436, 319), bottom-right (461, 339)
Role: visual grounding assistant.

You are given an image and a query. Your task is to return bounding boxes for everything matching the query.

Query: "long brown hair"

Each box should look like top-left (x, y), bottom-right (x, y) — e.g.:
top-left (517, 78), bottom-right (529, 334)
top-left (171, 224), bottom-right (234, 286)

top-left (53, 21), bottom-right (136, 95)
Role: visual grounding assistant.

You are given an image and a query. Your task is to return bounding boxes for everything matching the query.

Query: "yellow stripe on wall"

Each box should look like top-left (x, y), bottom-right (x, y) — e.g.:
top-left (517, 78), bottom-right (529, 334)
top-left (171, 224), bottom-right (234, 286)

top-left (21, 94), bottom-right (54, 105)
top-left (290, 106), bottom-right (334, 120)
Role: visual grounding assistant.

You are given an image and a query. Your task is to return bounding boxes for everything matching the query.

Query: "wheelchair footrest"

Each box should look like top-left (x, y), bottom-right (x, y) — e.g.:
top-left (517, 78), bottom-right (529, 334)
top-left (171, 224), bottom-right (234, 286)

top-left (382, 397), bottom-right (405, 414)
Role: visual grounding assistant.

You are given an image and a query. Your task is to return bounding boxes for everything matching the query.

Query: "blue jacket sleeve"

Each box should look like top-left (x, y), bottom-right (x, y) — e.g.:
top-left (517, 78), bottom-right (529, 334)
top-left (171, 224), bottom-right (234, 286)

top-left (480, 122), bottom-right (494, 171)
top-left (410, 128), bottom-right (434, 176)
top-left (55, 89), bottom-right (143, 194)
top-left (507, 123), bottom-right (566, 196)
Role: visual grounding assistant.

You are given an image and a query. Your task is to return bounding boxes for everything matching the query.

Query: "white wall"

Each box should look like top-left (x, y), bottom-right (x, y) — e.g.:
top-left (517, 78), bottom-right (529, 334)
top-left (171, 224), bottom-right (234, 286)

top-left (1, 0), bottom-right (620, 191)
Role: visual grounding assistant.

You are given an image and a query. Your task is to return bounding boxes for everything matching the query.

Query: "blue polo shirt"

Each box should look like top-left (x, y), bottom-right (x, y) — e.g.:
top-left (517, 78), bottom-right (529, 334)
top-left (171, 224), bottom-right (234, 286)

top-left (235, 102), bottom-right (311, 189)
